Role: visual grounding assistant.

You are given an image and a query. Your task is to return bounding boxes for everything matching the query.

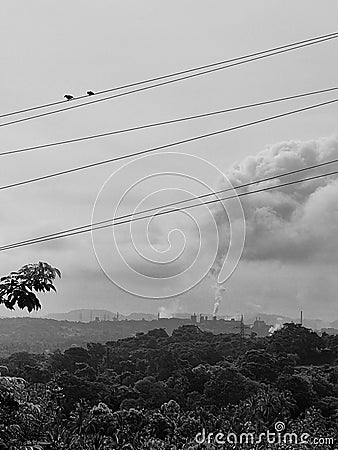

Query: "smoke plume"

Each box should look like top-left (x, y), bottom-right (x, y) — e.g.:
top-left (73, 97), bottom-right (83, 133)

top-left (217, 136), bottom-right (338, 263)
top-left (204, 136), bottom-right (338, 318)
top-left (268, 318), bottom-right (284, 334)
top-left (209, 263), bottom-right (226, 316)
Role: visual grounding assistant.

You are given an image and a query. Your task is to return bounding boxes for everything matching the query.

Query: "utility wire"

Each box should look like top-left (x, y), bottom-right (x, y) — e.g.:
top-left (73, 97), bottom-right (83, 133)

top-left (0, 33), bottom-right (337, 129)
top-left (1, 85), bottom-right (338, 158)
top-left (1, 167), bottom-right (337, 251)
top-left (2, 156), bottom-right (338, 250)
top-left (0, 96), bottom-right (337, 192)
top-left (0, 31), bottom-right (337, 120)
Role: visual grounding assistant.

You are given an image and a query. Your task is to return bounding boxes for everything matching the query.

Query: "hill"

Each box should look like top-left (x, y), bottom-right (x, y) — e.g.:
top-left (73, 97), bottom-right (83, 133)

top-left (45, 309), bottom-right (158, 322)
top-left (0, 317), bottom-right (156, 356)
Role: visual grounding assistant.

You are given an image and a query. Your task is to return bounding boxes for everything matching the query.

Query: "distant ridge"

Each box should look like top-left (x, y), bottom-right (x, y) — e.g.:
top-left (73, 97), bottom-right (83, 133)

top-left (45, 309), bottom-right (158, 322)
top-left (46, 309), bottom-right (116, 322)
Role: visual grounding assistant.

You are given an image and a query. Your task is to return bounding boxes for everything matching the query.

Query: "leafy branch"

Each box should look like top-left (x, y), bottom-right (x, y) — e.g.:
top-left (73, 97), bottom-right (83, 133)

top-left (0, 262), bottom-right (61, 312)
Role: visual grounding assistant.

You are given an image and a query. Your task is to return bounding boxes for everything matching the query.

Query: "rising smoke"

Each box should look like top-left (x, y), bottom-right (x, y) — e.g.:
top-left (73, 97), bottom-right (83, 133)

top-left (209, 263), bottom-right (226, 316)
top-left (268, 317), bottom-right (284, 334)
top-left (206, 136), bottom-right (338, 317)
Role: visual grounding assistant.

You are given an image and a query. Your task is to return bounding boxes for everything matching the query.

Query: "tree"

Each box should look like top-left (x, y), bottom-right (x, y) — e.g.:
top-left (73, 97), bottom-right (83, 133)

top-left (204, 365), bottom-right (260, 407)
top-left (277, 374), bottom-right (316, 413)
top-left (268, 323), bottom-right (325, 365)
top-left (237, 349), bottom-right (280, 382)
top-left (134, 376), bottom-right (168, 408)
top-left (0, 262), bottom-right (61, 312)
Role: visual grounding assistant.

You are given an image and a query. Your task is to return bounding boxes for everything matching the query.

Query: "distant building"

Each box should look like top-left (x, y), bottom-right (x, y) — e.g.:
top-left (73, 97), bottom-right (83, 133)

top-left (155, 314), bottom-right (254, 336)
top-left (190, 314), bottom-right (197, 324)
top-left (199, 317), bottom-right (250, 335)
top-left (251, 318), bottom-right (271, 337)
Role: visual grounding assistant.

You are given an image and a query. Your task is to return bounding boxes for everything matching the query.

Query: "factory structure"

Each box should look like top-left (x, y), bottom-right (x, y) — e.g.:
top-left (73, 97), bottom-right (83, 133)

top-left (156, 312), bottom-right (271, 337)
top-left (79, 309), bottom-right (271, 337)
top-left (75, 280), bottom-right (271, 337)
top-left (81, 310), bottom-right (271, 337)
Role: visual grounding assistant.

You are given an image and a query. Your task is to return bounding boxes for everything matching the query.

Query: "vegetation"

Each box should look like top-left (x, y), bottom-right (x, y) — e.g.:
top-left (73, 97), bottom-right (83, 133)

top-left (0, 264), bottom-right (337, 447)
top-left (0, 323), bottom-right (337, 449)
top-left (0, 318), bottom-right (178, 357)
top-left (0, 262), bottom-right (61, 312)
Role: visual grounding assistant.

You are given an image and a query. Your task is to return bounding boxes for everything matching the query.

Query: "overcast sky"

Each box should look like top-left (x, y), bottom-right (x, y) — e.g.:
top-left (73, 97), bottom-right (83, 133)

top-left (1, 1), bottom-right (338, 320)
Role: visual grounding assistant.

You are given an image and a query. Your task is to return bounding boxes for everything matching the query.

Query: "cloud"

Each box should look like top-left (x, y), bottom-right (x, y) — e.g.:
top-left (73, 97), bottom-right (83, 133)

top-left (217, 136), bottom-right (338, 263)
top-left (92, 136), bottom-right (338, 300)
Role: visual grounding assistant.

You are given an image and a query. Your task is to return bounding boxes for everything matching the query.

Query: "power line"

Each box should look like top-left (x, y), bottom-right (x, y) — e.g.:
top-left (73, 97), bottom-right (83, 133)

top-left (1, 167), bottom-right (337, 251)
top-left (2, 156), bottom-right (338, 249)
top-left (0, 96), bottom-right (337, 192)
top-left (0, 32), bottom-right (338, 118)
top-left (1, 85), bottom-right (338, 158)
top-left (1, 31), bottom-right (337, 121)
top-left (0, 33), bottom-right (337, 129)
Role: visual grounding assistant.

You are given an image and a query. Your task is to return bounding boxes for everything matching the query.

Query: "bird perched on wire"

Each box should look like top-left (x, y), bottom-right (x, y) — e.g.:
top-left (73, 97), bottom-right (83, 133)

top-left (64, 94), bottom-right (74, 101)
top-left (87, 90), bottom-right (95, 96)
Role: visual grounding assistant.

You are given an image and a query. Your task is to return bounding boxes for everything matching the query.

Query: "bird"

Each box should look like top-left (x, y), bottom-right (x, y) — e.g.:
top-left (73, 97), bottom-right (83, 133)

top-left (87, 90), bottom-right (95, 96)
top-left (64, 94), bottom-right (74, 101)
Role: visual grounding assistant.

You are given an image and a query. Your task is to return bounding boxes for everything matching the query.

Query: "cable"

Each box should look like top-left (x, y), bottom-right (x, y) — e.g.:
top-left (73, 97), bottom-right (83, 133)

top-left (1, 167), bottom-right (337, 251)
top-left (0, 33), bottom-right (337, 129)
top-left (0, 96), bottom-right (337, 192)
top-left (1, 31), bottom-right (337, 120)
top-left (1, 85), bottom-right (338, 158)
top-left (2, 156), bottom-right (338, 250)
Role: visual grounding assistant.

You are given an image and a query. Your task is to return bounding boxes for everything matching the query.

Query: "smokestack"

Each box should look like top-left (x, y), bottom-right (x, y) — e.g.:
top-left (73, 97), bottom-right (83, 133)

top-left (300, 310), bottom-right (303, 326)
